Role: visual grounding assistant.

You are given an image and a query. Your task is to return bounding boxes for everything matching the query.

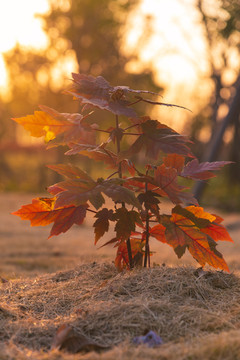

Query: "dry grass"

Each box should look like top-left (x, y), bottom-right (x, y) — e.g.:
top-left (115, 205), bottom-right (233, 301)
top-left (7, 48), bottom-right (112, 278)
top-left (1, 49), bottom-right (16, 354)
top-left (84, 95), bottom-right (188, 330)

top-left (1, 193), bottom-right (240, 279)
top-left (1, 193), bottom-right (240, 359)
top-left (1, 262), bottom-right (240, 359)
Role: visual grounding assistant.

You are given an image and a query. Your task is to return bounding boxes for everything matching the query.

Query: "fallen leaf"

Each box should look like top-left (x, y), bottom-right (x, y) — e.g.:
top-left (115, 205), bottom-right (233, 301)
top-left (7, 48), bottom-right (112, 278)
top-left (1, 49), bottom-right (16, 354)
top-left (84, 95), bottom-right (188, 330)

top-left (51, 324), bottom-right (109, 353)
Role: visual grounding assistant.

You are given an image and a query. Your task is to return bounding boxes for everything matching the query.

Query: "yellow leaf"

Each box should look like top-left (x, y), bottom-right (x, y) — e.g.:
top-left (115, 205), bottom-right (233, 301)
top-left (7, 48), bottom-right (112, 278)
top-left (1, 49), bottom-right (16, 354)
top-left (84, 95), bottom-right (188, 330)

top-left (185, 206), bottom-right (216, 223)
top-left (12, 110), bottom-right (72, 142)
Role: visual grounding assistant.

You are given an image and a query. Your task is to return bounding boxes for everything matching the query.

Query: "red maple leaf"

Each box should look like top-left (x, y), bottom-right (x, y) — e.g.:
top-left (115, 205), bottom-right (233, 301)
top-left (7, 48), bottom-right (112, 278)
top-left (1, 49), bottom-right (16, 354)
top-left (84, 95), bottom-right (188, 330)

top-left (12, 197), bottom-right (88, 238)
top-left (93, 208), bottom-right (114, 244)
top-left (122, 120), bottom-right (193, 160)
top-left (161, 208), bottom-right (230, 271)
top-left (181, 159), bottom-right (233, 180)
top-left (66, 73), bottom-right (190, 118)
top-left (47, 164), bottom-right (141, 210)
top-left (115, 239), bottom-right (144, 271)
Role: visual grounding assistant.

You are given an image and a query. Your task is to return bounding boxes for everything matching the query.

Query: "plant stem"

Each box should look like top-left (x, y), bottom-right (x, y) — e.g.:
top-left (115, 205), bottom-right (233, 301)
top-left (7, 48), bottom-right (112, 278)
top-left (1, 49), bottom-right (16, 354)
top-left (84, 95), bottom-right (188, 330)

top-left (144, 211), bottom-right (150, 268)
top-left (135, 96), bottom-right (192, 112)
top-left (86, 208), bottom-right (97, 214)
top-left (106, 171), bottom-right (119, 179)
top-left (127, 98), bottom-right (142, 107)
top-left (124, 123), bottom-right (141, 131)
top-left (115, 115), bottom-right (122, 178)
top-left (93, 129), bottom-right (111, 134)
top-left (127, 239), bottom-right (133, 269)
top-left (123, 132), bottom-right (142, 136)
top-left (115, 114), bottom-right (133, 269)
top-left (144, 171), bottom-right (150, 268)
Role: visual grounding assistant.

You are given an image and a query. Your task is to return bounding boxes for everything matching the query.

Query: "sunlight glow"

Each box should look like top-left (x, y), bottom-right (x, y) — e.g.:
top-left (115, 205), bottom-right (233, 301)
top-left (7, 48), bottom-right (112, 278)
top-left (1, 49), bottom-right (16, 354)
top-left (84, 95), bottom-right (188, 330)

top-left (0, 1), bottom-right (49, 52)
top-left (0, 0), bottom-right (237, 137)
top-left (0, 0), bottom-right (50, 96)
top-left (122, 0), bottom-right (210, 130)
top-left (0, 56), bottom-right (7, 87)
top-left (0, 0), bottom-right (208, 113)
top-left (50, 50), bottom-right (78, 92)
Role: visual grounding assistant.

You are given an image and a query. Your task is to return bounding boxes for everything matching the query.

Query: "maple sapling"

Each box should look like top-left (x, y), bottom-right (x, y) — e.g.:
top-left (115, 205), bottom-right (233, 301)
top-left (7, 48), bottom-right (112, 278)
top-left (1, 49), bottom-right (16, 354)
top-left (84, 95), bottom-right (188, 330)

top-left (12, 73), bottom-right (233, 271)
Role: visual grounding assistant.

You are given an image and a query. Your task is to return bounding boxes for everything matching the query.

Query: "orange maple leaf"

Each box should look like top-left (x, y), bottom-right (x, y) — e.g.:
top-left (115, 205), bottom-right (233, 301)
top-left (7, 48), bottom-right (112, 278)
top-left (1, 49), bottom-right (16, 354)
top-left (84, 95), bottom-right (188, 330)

top-left (115, 239), bottom-right (144, 271)
top-left (163, 153), bottom-right (185, 173)
top-left (12, 197), bottom-right (88, 238)
top-left (175, 206), bottom-right (233, 242)
top-left (163, 211), bottom-right (229, 272)
top-left (12, 105), bottom-right (95, 144)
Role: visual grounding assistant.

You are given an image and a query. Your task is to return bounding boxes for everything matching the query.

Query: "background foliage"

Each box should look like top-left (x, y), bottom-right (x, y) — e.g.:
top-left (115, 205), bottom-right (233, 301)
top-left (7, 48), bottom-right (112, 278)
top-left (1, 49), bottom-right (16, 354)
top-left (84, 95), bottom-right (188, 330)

top-left (0, 0), bottom-right (239, 210)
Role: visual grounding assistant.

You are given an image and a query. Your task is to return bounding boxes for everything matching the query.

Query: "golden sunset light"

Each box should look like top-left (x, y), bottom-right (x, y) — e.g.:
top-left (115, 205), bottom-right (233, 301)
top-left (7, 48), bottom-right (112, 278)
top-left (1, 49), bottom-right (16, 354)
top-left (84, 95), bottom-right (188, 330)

top-left (1, 2), bottom-right (240, 356)
top-left (0, 0), bottom-right (207, 112)
top-left (122, 0), bottom-right (239, 130)
top-left (122, 0), bottom-right (212, 129)
top-left (0, 0), bottom-right (49, 91)
top-left (0, 0), bottom-right (239, 193)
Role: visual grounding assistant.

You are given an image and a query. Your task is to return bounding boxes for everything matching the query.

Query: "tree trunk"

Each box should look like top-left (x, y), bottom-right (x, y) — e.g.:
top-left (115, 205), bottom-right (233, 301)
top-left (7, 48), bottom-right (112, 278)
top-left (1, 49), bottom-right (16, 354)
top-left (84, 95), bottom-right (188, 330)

top-left (193, 79), bottom-right (240, 201)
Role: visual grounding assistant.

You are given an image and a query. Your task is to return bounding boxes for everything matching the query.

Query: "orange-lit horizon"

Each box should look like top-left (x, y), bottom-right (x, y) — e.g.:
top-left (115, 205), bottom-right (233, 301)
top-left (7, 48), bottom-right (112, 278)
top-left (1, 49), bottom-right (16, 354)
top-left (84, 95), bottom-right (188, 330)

top-left (0, 0), bottom-right (49, 96)
top-left (0, 0), bottom-right (238, 133)
top-left (0, 1), bottom-right (203, 100)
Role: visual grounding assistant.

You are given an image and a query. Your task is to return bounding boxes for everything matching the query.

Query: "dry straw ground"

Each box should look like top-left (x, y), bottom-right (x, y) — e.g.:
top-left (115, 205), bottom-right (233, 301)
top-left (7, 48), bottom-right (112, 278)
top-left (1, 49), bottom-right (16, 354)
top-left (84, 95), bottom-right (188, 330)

top-left (1, 193), bottom-right (240, 359)
top-left (2, 263), bottom-right (240, 359)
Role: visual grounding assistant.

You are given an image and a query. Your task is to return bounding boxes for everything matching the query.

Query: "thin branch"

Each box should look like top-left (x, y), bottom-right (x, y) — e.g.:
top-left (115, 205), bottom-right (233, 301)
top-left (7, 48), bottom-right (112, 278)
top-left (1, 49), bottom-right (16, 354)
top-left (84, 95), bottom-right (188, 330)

top-left (107, 171), bottom-right (119, 179)
top-left (86, 208), bottom-right (97, 214)
top-left (123, 132), bottom-right (142, 136)
top-left (124, 123), bottom-right (141, 131)
top-left (135, 96), bottom-right (192, 112)
top-left (115, 115), bottom-right (122, 178)
top-left (101, 147), bottom-right (116, 163)
top-left (93, 129), bottom-right (111, 134)
top-left (127, 98), bottom-right (142, 107)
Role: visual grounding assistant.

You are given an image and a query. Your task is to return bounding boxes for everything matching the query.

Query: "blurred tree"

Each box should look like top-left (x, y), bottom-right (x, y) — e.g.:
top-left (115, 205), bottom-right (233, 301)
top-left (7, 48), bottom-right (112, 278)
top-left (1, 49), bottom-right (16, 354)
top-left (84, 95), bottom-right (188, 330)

top-left (0, 47), bottom-right (74, 191)
top-left (192, 0), bottom-right (240, 199)
top-left (2, 0), bottom-right (160, 138)
top-left (43, 0), bottom-right (155, 84)
top-left (1, 0), bottom-right (158, 191)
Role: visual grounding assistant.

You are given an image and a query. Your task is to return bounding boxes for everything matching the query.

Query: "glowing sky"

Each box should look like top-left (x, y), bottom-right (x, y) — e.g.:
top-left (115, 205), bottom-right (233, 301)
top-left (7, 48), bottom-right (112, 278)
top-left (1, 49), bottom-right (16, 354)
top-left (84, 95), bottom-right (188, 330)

top-left (0, 0), bottom-right (205, 92)
top-left (121, 0), bottom-right (215, 129)
top-left (0, 0), bottom-right (216, 129)
top-left (0, 0), bottom-right (49, 89)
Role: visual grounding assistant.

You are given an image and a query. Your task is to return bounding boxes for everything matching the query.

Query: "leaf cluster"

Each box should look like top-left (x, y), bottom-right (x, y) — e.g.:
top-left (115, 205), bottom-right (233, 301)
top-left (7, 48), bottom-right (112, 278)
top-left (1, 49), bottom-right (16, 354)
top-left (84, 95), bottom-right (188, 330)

top-left (12, 73), bottom-right (233, 272)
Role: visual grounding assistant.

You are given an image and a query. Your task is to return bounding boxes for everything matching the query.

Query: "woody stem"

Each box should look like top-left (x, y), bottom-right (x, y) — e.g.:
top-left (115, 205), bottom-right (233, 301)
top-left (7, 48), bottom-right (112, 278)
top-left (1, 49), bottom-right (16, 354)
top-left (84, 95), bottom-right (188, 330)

top-left (144, 174), bottom-right (150, 268)
top-left (115, 114), bottom-right (133, 269)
